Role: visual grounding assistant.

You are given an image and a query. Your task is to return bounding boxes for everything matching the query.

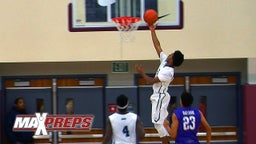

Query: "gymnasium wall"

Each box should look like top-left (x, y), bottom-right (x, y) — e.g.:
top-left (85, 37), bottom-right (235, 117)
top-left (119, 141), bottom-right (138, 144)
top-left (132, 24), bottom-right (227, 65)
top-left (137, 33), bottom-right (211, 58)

top-left (0, 58), bottom-right (247, 84)
top-left (0, 0), bottom-right (255, 63)
top-left (243, 85), bottom-right (256, 144)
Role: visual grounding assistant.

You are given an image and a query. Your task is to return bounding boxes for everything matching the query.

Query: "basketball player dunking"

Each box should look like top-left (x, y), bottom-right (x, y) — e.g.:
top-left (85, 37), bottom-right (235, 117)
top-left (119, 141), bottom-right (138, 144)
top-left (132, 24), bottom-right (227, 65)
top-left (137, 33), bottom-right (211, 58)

top-left (136, 24), bottom-right (184, 144)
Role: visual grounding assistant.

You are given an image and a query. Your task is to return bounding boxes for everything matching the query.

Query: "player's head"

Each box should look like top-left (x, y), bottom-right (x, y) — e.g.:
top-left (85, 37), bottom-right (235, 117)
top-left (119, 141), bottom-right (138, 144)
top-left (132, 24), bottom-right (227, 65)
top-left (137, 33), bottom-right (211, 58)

top-left (172, 50), bottom-right (184, 67)
top-left (166, 50), bottom-right (184, 67)
top-left (180, 92), bottom-right (193, 107)
top-left (116, 94), bottom-right (129, 111)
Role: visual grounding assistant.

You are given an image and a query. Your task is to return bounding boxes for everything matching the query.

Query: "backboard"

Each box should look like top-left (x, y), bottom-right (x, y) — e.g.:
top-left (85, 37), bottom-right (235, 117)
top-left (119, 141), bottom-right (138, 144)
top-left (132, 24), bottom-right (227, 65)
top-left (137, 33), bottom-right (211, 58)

top-left (68, 0), bottom-right (183, 32)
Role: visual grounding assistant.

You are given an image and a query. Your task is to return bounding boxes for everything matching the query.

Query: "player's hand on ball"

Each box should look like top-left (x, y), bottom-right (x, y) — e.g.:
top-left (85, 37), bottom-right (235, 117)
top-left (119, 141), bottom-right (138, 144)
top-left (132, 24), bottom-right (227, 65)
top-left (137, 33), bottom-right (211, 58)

top-left (148, 24), bottom-right (156, 30)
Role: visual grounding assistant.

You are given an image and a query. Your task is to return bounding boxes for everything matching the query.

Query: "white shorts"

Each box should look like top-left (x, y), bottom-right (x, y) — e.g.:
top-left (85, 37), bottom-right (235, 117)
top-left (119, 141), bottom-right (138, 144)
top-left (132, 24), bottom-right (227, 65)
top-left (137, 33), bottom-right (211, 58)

top-left (150, 92), bottom-right (170, 124)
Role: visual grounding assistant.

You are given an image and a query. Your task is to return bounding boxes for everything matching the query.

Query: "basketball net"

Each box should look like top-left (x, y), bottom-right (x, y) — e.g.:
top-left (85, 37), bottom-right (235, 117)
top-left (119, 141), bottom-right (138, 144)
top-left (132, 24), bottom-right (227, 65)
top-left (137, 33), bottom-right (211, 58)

top-left (112, 16), bottom-right (141, 42)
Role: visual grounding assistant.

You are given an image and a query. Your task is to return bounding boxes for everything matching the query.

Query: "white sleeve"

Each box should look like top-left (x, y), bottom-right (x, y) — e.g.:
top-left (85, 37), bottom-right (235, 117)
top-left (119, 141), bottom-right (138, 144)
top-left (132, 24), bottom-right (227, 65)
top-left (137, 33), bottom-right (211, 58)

top-left (159, 52), bottom-right (167, 63)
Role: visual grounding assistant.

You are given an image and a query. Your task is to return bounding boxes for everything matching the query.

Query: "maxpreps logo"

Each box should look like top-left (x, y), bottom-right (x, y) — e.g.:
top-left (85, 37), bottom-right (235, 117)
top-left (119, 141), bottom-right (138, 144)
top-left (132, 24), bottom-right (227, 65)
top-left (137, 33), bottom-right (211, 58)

top-left (13, 113), bottom-right (94, 135)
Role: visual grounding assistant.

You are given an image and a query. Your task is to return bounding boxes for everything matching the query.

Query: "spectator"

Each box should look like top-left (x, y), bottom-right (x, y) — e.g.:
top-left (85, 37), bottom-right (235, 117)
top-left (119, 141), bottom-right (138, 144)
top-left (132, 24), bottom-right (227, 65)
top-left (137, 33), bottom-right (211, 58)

top-left (6, 97), bottom-right (34, 144)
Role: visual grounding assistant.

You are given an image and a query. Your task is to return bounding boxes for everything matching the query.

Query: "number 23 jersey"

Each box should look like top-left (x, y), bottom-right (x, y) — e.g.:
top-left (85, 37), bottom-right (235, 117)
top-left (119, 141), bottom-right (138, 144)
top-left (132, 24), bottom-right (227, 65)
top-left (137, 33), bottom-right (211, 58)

top-left (174, 107), bottom-right (201, 144)
top-left (109, 112), bottom-right (137, 144)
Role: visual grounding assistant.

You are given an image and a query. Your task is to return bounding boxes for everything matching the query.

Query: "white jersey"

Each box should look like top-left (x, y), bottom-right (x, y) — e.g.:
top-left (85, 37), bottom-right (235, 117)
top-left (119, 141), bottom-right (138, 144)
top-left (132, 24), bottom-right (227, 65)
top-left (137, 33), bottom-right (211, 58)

top-left (109, 112), bottom-right (138, 144)
top-left (151, 52), bottom-right (173, 132)
top-left (153, 52), bottom-right (174, 94)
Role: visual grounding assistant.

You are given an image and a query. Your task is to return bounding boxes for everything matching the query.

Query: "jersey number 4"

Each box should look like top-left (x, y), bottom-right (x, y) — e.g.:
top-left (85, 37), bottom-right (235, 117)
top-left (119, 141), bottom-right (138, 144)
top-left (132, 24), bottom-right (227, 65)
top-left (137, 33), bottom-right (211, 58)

top-left (122, 125), bottom-right (130, 137)
top-left (183, 116), bottom-right (196, 130)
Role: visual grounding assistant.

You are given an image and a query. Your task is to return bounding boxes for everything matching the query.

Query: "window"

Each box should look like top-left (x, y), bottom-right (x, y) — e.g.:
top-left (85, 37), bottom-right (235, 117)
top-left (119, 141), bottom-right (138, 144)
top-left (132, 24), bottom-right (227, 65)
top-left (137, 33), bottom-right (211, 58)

top-left (69, 0), bottom-right (183, 31)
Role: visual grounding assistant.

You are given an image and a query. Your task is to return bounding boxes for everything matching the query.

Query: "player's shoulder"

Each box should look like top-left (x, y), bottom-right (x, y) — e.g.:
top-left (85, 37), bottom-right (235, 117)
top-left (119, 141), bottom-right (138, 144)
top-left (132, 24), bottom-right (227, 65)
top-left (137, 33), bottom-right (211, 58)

top-left (160, 66), bottom-right (174, 76)
top-left (109, 112), bottom-right (118, 118)
top-left (160, 51), bottom-right (166, 56)
top-left (127, 112), bottom-right (137, 117)
top-left (163, 66), bottom-right (174, 71)
top-left (173, 108), bottom-right (182, 116)
top-left (174, 107), bottom-right (182, 112)
top-left (160, 52), bottom-right (167, 60)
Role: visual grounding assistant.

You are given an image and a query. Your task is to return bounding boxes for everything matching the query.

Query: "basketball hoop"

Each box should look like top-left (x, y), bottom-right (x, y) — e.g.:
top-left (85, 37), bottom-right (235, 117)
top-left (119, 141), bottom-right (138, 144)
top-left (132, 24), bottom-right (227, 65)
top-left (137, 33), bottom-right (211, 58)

top-left (112, 16), bottom-right (141, 42)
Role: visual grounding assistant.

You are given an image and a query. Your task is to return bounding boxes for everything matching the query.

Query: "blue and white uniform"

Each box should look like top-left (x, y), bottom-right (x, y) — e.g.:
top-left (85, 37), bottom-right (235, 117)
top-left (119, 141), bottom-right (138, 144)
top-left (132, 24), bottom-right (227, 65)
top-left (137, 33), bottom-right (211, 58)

top-left (151, 52), bottom-right (174, 137)
top-left (109, 112), bottom-right (138, 144)
top-left (174, 107), bottom-right (201, 144)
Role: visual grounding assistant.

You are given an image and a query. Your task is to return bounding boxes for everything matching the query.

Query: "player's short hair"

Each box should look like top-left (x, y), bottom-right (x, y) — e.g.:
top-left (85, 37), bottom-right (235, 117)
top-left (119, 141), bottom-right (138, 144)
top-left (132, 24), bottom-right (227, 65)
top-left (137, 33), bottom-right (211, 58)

top-left (181, 92), bottom-right (193, 107)
top-left (173, 50), bottom-right (184, 67)
top-left (116, 94), bottom-right (129, 109)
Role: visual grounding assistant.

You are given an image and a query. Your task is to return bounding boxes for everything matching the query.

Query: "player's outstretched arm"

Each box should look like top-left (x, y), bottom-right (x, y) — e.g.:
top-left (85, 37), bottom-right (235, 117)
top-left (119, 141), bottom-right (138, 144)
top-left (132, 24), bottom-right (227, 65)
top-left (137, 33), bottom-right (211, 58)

top-left (149, 25), bottom-right (163, 57)
top-left (200, 111), bottom-right (211, 144)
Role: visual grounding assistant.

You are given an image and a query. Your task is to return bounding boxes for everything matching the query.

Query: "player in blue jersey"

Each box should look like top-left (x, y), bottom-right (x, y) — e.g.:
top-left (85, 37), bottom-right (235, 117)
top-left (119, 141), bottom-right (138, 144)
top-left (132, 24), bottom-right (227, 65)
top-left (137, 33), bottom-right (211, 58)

top-left (164, 92), bottom-right (211, 144)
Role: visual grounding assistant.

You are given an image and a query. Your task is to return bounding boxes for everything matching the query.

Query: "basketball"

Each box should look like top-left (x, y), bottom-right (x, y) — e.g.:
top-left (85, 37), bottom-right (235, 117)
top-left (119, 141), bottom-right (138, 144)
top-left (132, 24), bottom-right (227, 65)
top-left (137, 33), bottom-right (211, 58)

top-left (143, 9), bottom-right (158, 26)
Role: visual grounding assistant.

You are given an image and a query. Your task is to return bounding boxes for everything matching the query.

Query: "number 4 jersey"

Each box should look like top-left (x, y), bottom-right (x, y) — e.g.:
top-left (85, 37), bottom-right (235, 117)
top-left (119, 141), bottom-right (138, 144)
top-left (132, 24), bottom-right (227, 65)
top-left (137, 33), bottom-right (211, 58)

top-left (174, 107), bottom-right (201, 144)
top-left (109, 112), bottom-right (137, 144)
